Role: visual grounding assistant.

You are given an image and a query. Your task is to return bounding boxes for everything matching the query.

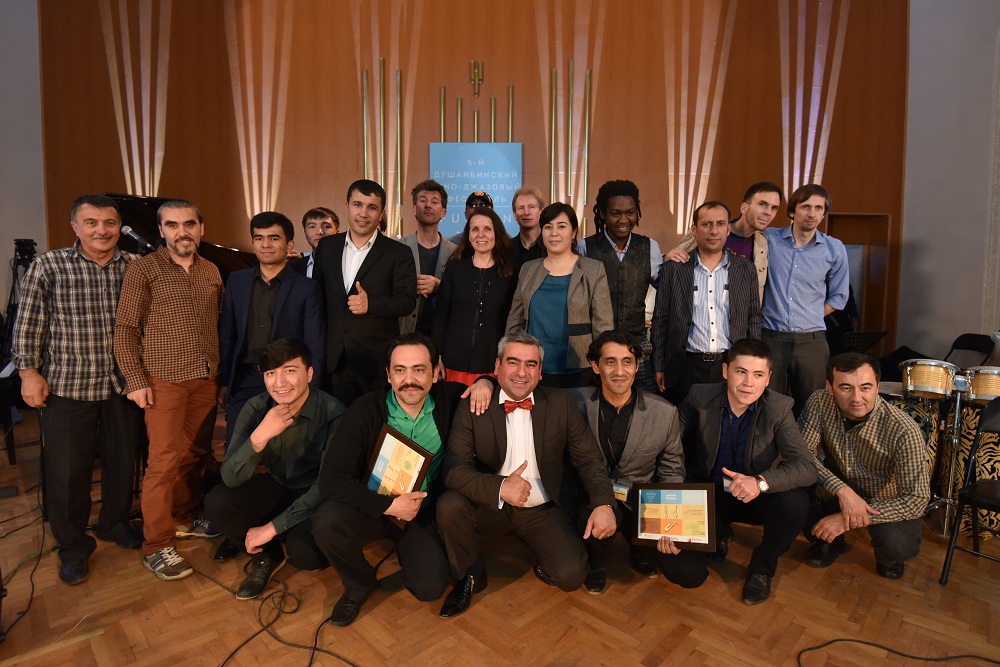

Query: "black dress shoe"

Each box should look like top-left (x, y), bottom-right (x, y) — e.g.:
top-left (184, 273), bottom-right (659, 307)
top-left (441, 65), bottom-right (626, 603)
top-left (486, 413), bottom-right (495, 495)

top-left (439, 573), bottom-right (488, 618)
top-left (629, 549), bottom-right (658, 578)
top-left (59, 561), bottom-right (89, 586)
top-left (532, 562), bottom-right (555, 586)
top-left (329, 592), bottom-right (370, 627)
top-left (804, 539), bottom-right (846, 568)
top-left (742, 572), bottom-right (771, 605)
top-left (585, 567), bottom-right (606, 595)
top-left (213, 538), bottom-right (240, 561)
top-left (712, 524), bottom-right (733, 562)
top-left (98, 523), bottom-right (144, 550)
top-left (876, 561), bottom-right (904, 579)
top-left (236, 551), bottom-right (286, 600)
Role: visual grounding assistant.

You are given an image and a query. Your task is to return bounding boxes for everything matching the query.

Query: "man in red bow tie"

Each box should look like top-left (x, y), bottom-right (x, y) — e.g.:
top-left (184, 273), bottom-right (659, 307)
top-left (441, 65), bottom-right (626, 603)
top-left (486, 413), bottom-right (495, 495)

top-left (435, 330), bottom-right (617, 618)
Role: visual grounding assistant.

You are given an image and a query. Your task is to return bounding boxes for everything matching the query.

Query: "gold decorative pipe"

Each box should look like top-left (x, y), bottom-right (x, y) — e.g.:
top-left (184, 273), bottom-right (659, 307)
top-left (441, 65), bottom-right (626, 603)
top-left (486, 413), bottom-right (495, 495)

top-left (457, 98), bottom-right (463, 142)
top-left (550, 68), bottom-right (557, 204)
top-left (582, 69), bottom-right (592, 238)
top-left (473, 110), bottom-right (479, 142)
top-left (378, 57), bottom-right (386, 187)
top-left (508, 85), bottom-right (513, 142)
top-left (439, 86), bottom-right (445, 142)
top-left (490, 97), bottom-right (496, 143)
top-left (566, 59), bottom-right (573, 200)
top-left (362, 69), bottom-right (370, 179)
top-left (396, 69), bottom-right (403, 238)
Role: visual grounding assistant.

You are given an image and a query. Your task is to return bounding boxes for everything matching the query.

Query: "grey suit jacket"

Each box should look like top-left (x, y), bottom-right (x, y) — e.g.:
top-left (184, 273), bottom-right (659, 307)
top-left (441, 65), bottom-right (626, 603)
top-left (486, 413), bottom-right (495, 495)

top-left (678, 382), bottom-right (816, 492)
top-left (570, 387), bottom-right (685, 486)
top-left (400, 232), bottom-right (456, 333)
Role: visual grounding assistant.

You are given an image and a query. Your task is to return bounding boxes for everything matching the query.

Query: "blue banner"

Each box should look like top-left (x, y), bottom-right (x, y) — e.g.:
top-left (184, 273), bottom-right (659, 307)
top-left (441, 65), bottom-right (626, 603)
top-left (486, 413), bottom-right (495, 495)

top-left (429, 143), bottom-right (523, 238)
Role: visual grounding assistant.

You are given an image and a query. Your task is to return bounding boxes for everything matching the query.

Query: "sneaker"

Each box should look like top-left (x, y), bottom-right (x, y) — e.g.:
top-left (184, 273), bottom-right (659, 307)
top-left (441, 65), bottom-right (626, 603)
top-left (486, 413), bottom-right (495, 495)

top-left (236, 550), bottom-right (286, 600)
top-left (176, 517), bottom-right (221, 538)
top-left (143, 546), bottom-right (193, 581)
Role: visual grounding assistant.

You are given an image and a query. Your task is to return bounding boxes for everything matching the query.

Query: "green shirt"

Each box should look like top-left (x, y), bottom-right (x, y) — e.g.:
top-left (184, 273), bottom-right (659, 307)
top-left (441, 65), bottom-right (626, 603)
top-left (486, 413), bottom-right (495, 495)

top-left (386, 391), bottom-right (443, 491)
top-left (222, 389), bottom-right (346, 533)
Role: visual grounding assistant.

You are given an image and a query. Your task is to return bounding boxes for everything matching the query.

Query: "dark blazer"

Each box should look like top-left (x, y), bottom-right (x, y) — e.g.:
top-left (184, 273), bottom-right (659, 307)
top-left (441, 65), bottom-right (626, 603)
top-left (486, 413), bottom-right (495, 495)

top-left (312, 231), bottom-right (416, 383)
top-left (218, 265), bottom-right (325, 389)
top-left (443, 386), bottom-right (614, 512)
top-left (652, 250), bottom-right (761, 387)
top-left (571, 387), bottom-right (685, 485)
top-left (317, 382), bottom-right (469, 518)
top-left (289, 255), bottom-right (310, 277)
top-left (678, 382), bottom-right (816, 493)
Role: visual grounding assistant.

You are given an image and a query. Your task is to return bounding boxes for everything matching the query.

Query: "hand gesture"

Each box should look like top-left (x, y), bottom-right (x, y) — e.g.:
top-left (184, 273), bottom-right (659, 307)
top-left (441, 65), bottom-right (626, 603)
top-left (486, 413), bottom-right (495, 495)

top-left (416, 274), bottom-right (439, 297)
top-left (500, 461), bottom-right (532, 507)
top-left (583, 504), bottom-right (617, 540)
top-left (664, 247), bottom-right (690, 263)
top-left (386, 491), bottom-right (426, 522)
top-left (462, 377), bottom-right (494, 415)
top-left (722, 467), bottom-right (760, 504)
top-left (249, 404), bottom-right (295, 452)
top-left (245, 522), bottom-right (278, 554)
top-left (657, 536), bottom-right (681, 555)
top-left (348, 281), bottom-right (369, 315)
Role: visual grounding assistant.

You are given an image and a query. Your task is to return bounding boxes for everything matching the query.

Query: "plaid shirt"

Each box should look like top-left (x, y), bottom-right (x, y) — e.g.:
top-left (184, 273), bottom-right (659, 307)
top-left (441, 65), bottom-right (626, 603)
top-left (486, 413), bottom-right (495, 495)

top-left (799, 390), bottom-right (930, 524)
top-left (114, 246), bottom-right (223, 393)
top-left (12, 242), bottom-right (137, 401)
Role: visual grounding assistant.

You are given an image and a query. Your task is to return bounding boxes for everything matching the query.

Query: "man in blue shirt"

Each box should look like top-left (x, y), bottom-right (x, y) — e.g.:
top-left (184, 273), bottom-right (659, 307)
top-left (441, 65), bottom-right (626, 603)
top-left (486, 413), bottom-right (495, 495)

top-left (760, 184), bottom-right (849, 417)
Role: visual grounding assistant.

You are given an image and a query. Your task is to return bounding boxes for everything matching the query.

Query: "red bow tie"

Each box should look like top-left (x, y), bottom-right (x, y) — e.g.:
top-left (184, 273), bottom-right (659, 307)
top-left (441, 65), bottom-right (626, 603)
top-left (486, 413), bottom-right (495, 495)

top-left (503, 398), bottom-right (533, 414)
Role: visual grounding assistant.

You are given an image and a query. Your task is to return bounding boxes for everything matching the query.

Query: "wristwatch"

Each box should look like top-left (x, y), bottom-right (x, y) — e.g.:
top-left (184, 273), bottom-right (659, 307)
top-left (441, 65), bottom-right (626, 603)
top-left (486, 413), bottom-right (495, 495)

top-left (756, 475), bottom-right (769, 493)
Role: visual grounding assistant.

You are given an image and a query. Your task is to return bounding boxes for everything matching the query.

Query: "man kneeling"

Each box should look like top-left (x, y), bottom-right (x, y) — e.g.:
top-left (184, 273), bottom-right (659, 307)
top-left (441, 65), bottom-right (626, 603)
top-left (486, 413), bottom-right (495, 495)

top-left (206, 338), bottom-right (345, 599)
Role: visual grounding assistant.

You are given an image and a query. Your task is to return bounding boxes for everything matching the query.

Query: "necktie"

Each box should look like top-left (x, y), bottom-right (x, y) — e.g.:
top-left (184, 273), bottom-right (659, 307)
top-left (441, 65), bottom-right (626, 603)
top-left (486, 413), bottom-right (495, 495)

top-left (503, 398), bottom-right (533, 414)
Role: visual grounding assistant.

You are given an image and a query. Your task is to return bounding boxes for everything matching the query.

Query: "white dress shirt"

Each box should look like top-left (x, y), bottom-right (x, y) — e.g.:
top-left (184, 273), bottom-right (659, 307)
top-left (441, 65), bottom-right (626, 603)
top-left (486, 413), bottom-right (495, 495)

top-left (342, 231), bottom-right (377, 293)
top-left (496, 389), bottom-right (550, 507)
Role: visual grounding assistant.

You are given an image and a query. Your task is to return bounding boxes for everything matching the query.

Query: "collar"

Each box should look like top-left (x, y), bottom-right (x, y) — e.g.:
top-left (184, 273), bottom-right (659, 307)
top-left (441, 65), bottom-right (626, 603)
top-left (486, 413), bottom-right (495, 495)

top-left (387, 387), bottom-right (435, 421)
top-left (71, 239), bottom-right (123, 265)
top-left (779, 224), bottom-right (827, 245)
top-left (694, 248), bottom-right (730, 270)
top-left (267, 389), bottom-right (318, 422)
top-left (346, 231), bottom-right (377, 252)
top-left (498, 388), bottom-right (535, 405)
top-left (255, 264), bottom-right (287, 284)
top-left (722, 390), bottom-right (757, 419)
top-left (599, 387), bottom-right (637, 414)
top-left (603, 229), bottom-right (631, 253)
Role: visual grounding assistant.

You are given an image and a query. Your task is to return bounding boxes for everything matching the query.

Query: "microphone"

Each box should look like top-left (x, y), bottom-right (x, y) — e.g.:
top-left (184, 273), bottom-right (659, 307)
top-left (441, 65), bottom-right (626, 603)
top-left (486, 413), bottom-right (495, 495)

top-left (121, 225), bottom-right (155, 253)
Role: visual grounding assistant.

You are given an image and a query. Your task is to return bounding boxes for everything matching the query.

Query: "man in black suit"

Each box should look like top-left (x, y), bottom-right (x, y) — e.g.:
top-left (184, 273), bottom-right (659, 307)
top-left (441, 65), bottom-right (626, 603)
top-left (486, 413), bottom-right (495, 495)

top-left (678, 337), bottom-right (816, 605)
top-left (290, 206), bottom-right (338, 278)
top-left (653, 201), bottom-right (762, 407)
top-left (573, 330), bottom-right (708, 594)
top-left (435, 331), bottom-right (616, 618)
top-left (218, 211), bottom-right (325, 444)
top-left (313, 179), bottom-right (417, 405)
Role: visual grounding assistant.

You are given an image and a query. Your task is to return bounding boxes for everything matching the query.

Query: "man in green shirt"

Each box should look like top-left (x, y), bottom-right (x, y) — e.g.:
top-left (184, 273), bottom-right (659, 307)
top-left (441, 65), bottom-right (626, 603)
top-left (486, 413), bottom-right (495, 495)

top-left (205, 338), bottom-right (346, 600)
top-left (313, 332), bottom-right (494, 627)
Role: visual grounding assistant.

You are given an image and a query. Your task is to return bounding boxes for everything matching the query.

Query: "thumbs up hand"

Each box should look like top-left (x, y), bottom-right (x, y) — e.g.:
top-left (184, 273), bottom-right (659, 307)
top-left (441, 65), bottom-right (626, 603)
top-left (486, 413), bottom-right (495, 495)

top-left (348, 281), bottom-right (369, 314)
top-left (500, 461), bottom-right (532, 507)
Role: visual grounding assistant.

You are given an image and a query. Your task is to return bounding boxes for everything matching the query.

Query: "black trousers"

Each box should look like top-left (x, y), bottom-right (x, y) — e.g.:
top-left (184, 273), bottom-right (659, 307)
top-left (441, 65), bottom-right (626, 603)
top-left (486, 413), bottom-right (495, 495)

top-left (805, 496), bottom-right (923, 566)
top-left (436, 490), bottom-right (588, 591)
top-left (204, 473), bottom-right (326, 570)
top-left (762, 329), bottom-right (829, 417)
top-left (580, 499), bottom-right (708, 589)
top-left (716, 486), bottom-right (809, 577)
top-left (39, 393), bottom-right (142, 564)
top-left (666, 354), bottom-right (726, 407)
top-left (224, 364), bottom-right (265, 446)
top-left (312, 499), bottom-right (449, 601)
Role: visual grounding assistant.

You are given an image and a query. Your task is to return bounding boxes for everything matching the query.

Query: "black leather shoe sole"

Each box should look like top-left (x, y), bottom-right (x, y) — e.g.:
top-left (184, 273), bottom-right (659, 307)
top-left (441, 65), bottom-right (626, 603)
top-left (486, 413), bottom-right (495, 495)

top-left (59, 561), bottom-right (89, 586)
top-left (876, 561), bottom-right (904, 579)
top-left (329, 593), bottom-right (369, 627)
top-left (213, 538), bottom-right (240, 561)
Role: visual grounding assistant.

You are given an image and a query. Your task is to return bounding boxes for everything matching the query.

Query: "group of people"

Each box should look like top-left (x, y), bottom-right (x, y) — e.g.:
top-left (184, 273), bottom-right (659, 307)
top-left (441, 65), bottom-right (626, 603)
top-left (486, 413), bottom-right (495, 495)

top-left (10, 176), bottom-right (930, 628)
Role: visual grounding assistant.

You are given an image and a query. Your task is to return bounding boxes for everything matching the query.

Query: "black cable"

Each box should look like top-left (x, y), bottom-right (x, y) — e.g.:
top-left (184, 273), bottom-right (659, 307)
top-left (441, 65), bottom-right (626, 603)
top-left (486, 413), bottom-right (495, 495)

top-left (1, 482), bottom-right (45, 641)
top-left (0, 513), bottom-right (41, 539)
top-left (0, 503), bottom-right (40, 525)
top-left (798, 638), bottom-right (1000, 666)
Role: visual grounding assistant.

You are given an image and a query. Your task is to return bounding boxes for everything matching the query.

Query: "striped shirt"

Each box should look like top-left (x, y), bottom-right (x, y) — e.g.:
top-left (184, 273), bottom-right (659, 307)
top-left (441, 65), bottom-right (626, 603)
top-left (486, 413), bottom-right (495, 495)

top-left (688, 250), bottom-right (731, 353)
top-left (114, 246), bottom-right (223, 393)
top-left (12, 242), bottom-right (137, 401)
top-left (798, 390), bottom-right (930, 523)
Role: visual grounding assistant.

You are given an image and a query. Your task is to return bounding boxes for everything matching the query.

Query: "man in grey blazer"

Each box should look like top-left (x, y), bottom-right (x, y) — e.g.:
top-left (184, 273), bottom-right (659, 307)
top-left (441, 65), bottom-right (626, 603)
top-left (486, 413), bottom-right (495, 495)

top-left (400, 179), bottom-right (456, 335)
top-left (679, 337), bottom-right (816, 605)
top-left (572, 331), bottom-right (708, 594)
top-left (653, 201), bottom-right (761, 407)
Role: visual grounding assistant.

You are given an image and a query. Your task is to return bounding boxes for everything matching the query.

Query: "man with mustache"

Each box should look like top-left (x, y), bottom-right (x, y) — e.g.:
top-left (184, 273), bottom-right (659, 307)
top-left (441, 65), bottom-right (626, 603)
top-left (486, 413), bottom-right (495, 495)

top-left (13, 194), bottom-right (144, 585)
top-left (115, 199), bottom-right (224, 581)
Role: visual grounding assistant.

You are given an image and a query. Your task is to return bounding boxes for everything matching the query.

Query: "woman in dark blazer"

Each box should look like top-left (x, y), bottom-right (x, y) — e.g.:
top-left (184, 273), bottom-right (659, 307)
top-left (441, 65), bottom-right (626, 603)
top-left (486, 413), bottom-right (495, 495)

top-left (507, 203), bottom-right (613, 388)
top-left (432, 208), bottom-right (516, 385)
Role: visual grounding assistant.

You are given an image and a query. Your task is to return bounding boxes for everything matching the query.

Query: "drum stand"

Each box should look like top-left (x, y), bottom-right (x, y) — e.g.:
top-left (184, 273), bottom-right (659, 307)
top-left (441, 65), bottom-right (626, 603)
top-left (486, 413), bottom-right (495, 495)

top-left (925, 375), bottom-right (967, 538)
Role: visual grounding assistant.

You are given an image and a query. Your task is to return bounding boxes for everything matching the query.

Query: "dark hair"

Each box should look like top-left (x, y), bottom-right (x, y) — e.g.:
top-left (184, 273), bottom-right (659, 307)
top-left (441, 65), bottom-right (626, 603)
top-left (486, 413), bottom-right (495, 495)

top-left (250, 211), bottom-right (294, 241)
top-left (157, 199), bottom-right (203, 225)
top-left (787, 184), bottom-right (831, 217)
top-left (692, 200), bottom-right (732, 226)
top-left (346, 179), bottom-right (387, 209)
top-left (592, 180), bottom-right (641, 234)
top-left (828, 352), bottom-right (881, 383)
top-left (301, 206), bottom-right (339, 231)
top-left (727, 338), bottom-right (772, 368)
top-left (385, 332), bottom-right (440, 368)
top-left (70, 194), bottom-right (120, 223)
top-left (742, 182), bottom-right (784, 204)
top-left (450, 208), bottom-right (514, 280)
top-left (410, 179), bottom-right (448, 209)
top-left (586, 330), bottom-right (642, 364)
top-left (258, 338), bottom-right (313, 373)
top-left (539, 202), bottom-right (580, 254)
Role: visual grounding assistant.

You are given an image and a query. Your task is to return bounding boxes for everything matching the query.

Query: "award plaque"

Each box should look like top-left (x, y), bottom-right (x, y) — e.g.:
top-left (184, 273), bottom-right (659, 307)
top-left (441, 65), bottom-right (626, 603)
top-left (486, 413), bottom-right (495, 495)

top-left (366, 425), bottom-right (434, 525)
top-left (632, 483), bottom-right (715, 551)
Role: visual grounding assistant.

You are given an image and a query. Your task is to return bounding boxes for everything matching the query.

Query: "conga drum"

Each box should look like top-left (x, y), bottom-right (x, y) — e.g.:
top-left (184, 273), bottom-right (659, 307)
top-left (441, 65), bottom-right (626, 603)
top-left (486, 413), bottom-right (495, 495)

top-left (941, 402), bottom-right (1000, 536)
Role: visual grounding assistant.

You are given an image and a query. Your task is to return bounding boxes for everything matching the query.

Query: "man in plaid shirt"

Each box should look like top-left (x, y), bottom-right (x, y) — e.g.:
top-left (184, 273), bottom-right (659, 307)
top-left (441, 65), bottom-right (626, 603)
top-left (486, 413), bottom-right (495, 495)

top-left (114, 199), bottom-right (224, 581)
top-left (799, 352), bottom-right (930, 579)
top-left (13, 194), bottom-right (144, 585)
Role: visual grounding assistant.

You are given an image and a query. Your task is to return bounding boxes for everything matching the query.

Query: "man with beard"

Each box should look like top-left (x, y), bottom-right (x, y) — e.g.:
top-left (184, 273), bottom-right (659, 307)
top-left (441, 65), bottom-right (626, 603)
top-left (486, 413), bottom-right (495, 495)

top-left (401, 180), bottom-right (456, 335)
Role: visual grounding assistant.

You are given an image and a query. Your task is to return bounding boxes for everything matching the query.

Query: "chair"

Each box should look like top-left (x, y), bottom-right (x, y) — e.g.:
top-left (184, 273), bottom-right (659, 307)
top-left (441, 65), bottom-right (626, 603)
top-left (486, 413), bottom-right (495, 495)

top-left (939, 396), bottom-right (1000, 584)
top-left (943, 333), bottom-right (994, 369)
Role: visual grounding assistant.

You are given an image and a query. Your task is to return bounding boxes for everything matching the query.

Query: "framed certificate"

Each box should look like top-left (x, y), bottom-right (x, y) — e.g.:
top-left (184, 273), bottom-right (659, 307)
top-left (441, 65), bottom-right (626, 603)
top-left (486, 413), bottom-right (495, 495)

top-left (632, 483), bottom-right (715, 551)
top-left (366, 425), bottom-right (434, 517)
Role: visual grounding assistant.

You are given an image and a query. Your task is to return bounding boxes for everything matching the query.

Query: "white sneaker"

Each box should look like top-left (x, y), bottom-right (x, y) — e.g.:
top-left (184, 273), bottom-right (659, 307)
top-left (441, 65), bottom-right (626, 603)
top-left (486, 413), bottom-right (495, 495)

top-left (143, 546), bottom-right (193, 581)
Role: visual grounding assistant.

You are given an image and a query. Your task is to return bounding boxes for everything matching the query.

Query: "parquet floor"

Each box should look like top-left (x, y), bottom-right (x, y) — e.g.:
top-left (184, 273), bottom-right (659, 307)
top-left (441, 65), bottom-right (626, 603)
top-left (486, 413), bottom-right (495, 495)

top-left (1, 410), bottom-right (998, 666)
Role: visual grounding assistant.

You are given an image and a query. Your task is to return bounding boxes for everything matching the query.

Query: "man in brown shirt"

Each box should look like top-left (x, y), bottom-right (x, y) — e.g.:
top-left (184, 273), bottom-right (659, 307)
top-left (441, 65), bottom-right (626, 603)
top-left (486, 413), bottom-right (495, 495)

top-left (114, 199), bottom-right (224, 581)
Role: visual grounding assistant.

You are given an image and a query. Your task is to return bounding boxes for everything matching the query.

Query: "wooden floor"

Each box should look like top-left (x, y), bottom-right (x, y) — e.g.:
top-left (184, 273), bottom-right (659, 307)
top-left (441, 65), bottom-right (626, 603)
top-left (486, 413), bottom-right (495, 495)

top-left (1, 410), bottom-right (999, 667)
